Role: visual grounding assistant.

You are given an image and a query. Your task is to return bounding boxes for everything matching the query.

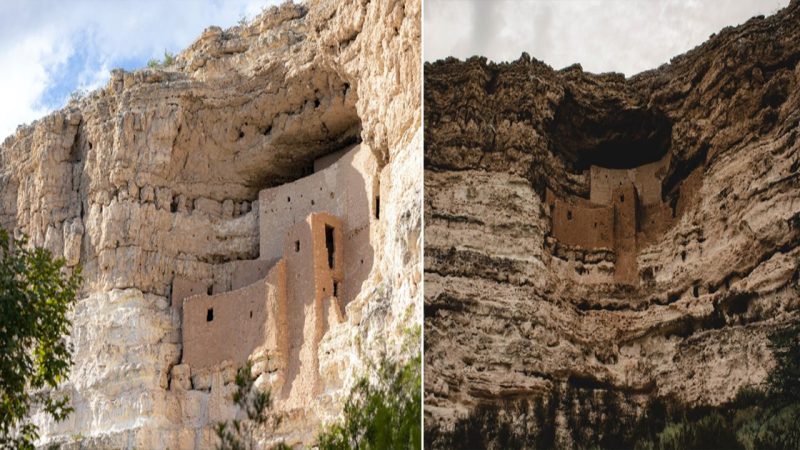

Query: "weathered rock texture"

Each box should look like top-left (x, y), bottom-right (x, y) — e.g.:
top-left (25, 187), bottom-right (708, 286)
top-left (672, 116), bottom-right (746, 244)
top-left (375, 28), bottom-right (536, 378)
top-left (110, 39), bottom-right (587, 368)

top-left (0, 0), bottom-right (421, 448)
top-left (424, 0), bottom-right (800, 444)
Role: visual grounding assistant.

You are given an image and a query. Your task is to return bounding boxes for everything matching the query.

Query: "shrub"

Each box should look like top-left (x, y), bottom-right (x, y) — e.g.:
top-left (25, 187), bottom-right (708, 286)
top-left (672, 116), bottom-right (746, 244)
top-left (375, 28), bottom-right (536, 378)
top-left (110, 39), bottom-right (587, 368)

top-left (317, 354), bottom-right (421, 450)
top-left (147, 50), bottom-right (177, 68)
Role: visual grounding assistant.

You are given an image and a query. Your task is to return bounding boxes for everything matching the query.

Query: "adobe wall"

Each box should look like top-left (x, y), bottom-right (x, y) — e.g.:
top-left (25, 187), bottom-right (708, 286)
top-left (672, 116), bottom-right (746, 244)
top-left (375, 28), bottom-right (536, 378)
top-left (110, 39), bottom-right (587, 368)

top-left (171, 277), bottom-right (209, 320)
top-left (612, 183), bottom-right (638, 284)
top-left (590, 155), bottom-right (669, 206)
top-left (216, 259), bottom-right (274, 293)
top-left (259, 143), bottom-right (378, 308)
top-left (181, 261), bottom-right (287, 369)
top-left (546, 188), bottom-right (614, 249)
top-left (638, 202), bottom-right (674, 247)
top-left (280, 212), bottom-right (344, 406)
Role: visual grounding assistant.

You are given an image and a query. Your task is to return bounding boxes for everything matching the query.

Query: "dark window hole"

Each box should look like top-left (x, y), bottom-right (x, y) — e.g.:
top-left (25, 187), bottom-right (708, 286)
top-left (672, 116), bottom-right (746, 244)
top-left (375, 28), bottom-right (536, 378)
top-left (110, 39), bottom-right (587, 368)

top-left (207, 285), bottom-right (213, 295)
top-left (567, 210), bottom-right (573, 220)
top-left (206, 308), bottom-right (214, 322)
top-left (325, 225), bottom-right (335, 269)
top-left (295, 240), bottom-right (300, 252)
top-left (375, 196), bottom-right (380, 220)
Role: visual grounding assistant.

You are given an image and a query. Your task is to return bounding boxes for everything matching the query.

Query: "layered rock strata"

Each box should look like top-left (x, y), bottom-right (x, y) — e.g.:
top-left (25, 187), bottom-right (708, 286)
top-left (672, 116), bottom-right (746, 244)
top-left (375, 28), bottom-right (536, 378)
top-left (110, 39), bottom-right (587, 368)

top-left (424, 0), bottom-right (800, 441)
top-left (0, 0), bottom-right (421, 448)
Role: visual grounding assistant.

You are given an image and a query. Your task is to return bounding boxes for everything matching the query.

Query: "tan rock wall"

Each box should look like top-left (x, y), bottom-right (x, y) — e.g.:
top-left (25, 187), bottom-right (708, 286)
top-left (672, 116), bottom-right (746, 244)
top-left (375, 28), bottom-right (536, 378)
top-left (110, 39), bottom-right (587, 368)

top-left (424, 1), bottom-right (800, 438)
top-left (0, 0), bottom-right (422, 446)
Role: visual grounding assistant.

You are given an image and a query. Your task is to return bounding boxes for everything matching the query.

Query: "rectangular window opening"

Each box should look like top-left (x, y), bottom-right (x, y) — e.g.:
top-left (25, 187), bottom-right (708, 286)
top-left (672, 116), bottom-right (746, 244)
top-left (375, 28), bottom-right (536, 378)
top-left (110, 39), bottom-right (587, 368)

top-left (295, 240), bottom-right (300, 252)
top-left (375, 195), bottom-right (380, 220)
top-left (206, 308), bottom-right (214, 322)
top-left (325, 225), bottom-right (335, 269)
top-left (333, 281), bottom-right (339, 297)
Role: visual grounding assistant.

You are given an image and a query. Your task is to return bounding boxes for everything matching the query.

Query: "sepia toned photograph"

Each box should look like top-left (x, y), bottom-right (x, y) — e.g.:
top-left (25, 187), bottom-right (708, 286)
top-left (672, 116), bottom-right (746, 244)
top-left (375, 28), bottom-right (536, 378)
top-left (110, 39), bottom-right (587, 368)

top-left (424, 1), bottom-right (800, 449)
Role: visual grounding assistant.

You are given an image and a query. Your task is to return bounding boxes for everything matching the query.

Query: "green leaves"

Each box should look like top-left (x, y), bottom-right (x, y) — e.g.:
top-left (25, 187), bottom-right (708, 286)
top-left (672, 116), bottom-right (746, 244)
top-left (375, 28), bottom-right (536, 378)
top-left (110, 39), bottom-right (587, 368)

top-left (0, 229), bottom-right (81, 448)
top-left (317, 353), bottom-right (422, 450)
top-left (147, 50), bottom-right (177, 69)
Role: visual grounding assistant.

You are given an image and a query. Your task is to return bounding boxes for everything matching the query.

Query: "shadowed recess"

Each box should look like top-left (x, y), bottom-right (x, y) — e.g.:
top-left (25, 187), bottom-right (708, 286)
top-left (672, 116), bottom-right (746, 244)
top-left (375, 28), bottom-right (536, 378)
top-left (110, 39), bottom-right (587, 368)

top-left (547, 89), bottom-right (673, 171)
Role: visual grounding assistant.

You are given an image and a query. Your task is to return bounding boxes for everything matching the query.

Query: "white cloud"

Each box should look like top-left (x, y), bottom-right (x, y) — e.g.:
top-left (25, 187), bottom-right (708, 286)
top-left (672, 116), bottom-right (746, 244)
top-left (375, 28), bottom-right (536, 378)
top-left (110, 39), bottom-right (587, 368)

top-left (0, 0), bottom-right (283, 141)
top-left (425, 0), bottom-right (790, 75)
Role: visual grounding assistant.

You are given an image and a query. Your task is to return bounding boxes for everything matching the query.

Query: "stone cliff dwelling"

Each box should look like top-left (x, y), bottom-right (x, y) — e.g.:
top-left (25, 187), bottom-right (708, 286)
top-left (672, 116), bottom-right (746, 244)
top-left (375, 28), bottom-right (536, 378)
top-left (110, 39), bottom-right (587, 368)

top-left (546, 155), bottom-right (676, 285)
top-left (171, 143), bottom-right (379, 405)
top-left (542, 95), bottom-right (703, 287)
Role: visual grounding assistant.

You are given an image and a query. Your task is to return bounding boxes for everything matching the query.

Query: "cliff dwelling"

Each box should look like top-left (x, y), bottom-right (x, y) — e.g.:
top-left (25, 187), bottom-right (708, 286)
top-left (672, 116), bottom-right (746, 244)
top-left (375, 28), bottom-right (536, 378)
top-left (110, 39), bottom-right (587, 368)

top-left (171, 143), bottom-right (380, 406)
top-left (425, 6), bottom-right (800, 445)
top-left (541, 91), bottom-right (705, 287)
top-left (546, 155), bottom-right (676, 285)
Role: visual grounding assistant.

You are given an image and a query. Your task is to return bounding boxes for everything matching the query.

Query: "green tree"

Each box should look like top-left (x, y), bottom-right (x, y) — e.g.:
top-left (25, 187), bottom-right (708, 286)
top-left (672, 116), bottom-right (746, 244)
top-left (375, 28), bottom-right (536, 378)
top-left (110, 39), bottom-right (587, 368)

top-left (317, 353), bottom-right (422, 450)
top-left (0, 229), bottom-right (81, 449)
top-left (215, 361), bottom-right (288, 450)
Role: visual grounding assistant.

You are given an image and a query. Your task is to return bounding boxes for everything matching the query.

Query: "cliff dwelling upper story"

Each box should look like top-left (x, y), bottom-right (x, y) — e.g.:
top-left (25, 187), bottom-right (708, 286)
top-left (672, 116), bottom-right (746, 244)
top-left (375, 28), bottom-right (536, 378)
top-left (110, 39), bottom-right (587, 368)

top-left (546, 152), bottom-right (702, 285)
top-left (170, 143), bottom-right (380, 403)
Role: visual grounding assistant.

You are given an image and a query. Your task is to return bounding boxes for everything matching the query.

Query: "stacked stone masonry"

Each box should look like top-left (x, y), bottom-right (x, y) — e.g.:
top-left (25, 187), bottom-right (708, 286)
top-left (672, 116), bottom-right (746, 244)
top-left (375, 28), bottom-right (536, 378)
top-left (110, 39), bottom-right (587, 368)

top-left (172, 143), bottom-right (377, 407)
top-left (546, 155), bottom-right (675, 284)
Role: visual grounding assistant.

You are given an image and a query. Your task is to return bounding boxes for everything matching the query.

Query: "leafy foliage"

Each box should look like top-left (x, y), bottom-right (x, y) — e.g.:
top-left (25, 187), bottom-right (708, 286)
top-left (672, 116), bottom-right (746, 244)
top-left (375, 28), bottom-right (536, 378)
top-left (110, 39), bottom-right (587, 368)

top-left (215, 362), bottom-right (288, 450)
top-left (317, 353), bottom-right (422, 450)
top-left (0, 229), bottom-right (81, 449)
top-left (147, 50), bottom-right (177, 68)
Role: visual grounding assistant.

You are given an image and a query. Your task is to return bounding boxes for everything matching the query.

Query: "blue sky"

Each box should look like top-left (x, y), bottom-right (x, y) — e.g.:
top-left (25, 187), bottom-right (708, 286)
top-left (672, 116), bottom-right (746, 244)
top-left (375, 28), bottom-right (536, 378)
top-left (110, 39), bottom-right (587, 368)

top-left (0, 0), bottom-right (281, 141)
top-left (425, 0), bottom-right (790, 74)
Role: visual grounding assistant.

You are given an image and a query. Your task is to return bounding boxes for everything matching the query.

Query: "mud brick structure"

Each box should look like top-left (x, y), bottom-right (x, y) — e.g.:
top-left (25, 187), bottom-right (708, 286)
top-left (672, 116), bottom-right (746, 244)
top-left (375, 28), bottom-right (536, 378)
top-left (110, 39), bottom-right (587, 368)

top-left (546, 155), bottom-right (674, 284)
top-left (173, 143), bottom-right (377, 404)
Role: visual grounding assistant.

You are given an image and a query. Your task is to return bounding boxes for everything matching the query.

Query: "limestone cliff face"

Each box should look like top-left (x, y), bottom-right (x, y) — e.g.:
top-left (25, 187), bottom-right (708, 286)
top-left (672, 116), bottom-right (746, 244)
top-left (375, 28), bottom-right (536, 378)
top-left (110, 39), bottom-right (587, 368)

top-left (0, 0), bottom-right (421, 448)
top-left (424, 0), bottom-right (799, 438)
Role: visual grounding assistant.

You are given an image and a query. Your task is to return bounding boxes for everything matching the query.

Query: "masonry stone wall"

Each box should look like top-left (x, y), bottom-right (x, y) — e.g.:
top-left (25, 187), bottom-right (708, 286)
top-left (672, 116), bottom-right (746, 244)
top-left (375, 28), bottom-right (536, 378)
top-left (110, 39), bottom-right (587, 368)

top-left (171, 143), bottom-right (370, 407)
top-left (281, 212), bottom-right (344, 406)
top-left (546, 189), bottom-right (614, 249)
top-left (181, 261), bottom-right (287, 369)
top-left (612, 183), bottom-right (638, 284)
top-left (590, 156), bottom-right (669, 205)
top-left (548, 154), bottom-right (675, 285)
top-left (259, 143), bottom-right (378, 308)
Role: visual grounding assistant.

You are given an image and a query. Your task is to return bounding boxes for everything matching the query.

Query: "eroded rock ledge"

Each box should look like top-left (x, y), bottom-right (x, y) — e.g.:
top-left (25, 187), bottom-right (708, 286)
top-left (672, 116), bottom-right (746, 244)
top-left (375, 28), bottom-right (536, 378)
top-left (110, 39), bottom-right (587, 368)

top-left (424, 0), bottom-right (800, 438)
top-left (0, 0), bottom-right (421, 448)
